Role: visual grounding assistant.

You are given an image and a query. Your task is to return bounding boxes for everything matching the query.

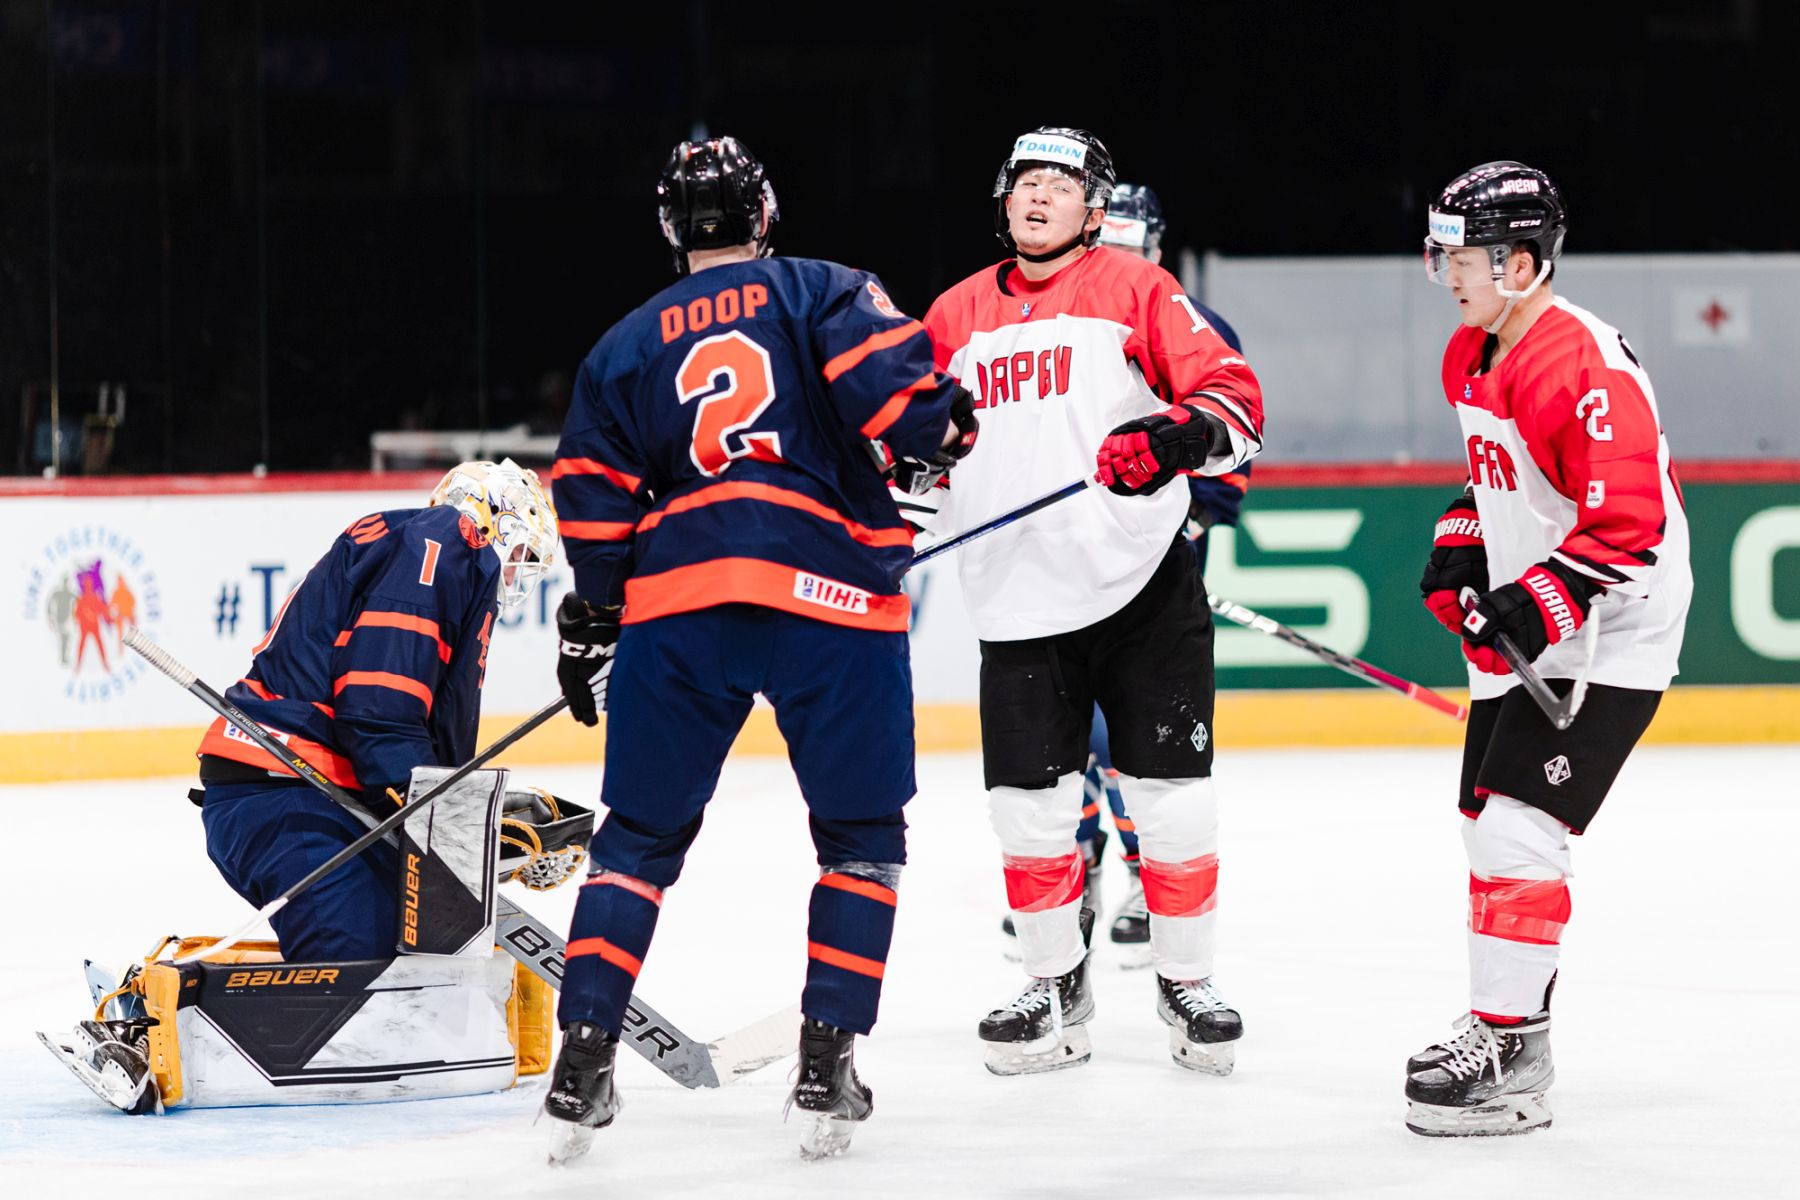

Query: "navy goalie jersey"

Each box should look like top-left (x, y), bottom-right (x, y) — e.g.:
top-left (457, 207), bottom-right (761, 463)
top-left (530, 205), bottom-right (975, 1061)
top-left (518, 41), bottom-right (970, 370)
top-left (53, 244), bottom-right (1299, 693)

top-left (197, 505), bottom-right (500, 792)
top-left (555, 257), bottom-right (959, 632)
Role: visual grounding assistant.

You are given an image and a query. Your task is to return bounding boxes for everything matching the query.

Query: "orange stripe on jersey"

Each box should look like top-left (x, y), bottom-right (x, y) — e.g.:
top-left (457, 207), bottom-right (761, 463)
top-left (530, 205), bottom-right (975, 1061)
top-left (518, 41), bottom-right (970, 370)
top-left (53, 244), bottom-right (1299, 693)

top-left (354, 611), bottom-right (452, 662)
top-left (636, 481), bottom-right (911, 549)
top-left (552, 457), bottom-right (643, 493)
top-left (334, 630), bottom-right (351, 648)
top-left (859, 372), bottom-right (936, 440)
top-left (818, 872), bottom-right (898, 906)
top-left (240, 676), bottom-right (279, 702)
top-left (807, 941), bottom-right (886, 980)
top-left (560, 519), bottom-right (637, 542)
top-left (347, 515), bottom-right (389, 545)
top-left (623, 558), bottom-right (910, 632)
top-left (195, 717), bottom-right (361, 789)
top-left (333, 670), bottom-right (434, 713)
top-left (566, 936), bottom-right (644, 977)
top-left (822, 320), bottom-right (924, 382)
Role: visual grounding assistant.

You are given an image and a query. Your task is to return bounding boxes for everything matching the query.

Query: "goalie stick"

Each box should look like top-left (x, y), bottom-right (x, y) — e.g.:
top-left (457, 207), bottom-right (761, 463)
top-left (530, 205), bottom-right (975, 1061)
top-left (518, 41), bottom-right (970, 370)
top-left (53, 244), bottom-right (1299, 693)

top-left (1207, 594), bottom-right (1469, 721)
top-left (122, 626), bottom-right (793, 1089)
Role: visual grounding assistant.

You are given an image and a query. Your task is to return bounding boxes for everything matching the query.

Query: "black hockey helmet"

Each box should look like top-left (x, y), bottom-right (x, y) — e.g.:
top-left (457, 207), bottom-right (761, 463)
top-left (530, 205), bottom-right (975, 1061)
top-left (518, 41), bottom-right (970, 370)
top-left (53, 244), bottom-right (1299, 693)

top-left (993, 126), bottom-right (1116, 254)
top-left (1424, 160), bottom-right (1567, 282)
top-left (1098, 182), bottom-right (1166, 254)
top-left (656, 136), bottom-right (779, 274)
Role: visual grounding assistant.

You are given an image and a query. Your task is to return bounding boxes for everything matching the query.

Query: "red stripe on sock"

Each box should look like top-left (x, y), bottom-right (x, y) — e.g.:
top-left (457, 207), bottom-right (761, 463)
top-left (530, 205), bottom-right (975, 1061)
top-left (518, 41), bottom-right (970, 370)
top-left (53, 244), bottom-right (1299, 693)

top-left (566, 936), bottom-right (643, 977)
top-left (1139, 853), bottom-right (1218, 918)
top-left (807, 941), bottom-right (886, 979)
top-left (1468, 874), bottom-right (1570, 945)
top-left (1002, 852), bottom-right (1084, 914)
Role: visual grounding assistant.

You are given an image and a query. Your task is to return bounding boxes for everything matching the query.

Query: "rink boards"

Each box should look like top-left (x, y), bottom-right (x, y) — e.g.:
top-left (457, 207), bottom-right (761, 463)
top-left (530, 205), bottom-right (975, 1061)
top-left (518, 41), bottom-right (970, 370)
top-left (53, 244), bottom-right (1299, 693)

top-left (4, 465), bottom-right (1797, 782)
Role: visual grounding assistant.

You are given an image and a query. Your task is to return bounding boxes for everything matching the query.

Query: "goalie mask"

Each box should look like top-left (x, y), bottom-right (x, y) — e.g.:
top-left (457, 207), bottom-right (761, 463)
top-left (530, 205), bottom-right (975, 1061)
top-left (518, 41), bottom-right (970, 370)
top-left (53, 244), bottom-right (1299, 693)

top-left (1424, 160), bottom-right (1567, 332)
top-left (428, 458), bottom-right (559, 613)
top-left (993, 126), bottom-right (1116, 257)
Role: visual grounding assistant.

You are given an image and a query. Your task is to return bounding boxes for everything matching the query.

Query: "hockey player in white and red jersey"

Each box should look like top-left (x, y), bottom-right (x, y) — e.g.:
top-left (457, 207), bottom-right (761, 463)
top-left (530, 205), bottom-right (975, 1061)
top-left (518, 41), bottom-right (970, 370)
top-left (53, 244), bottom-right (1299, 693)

top-left (1405, 161), bottom-right (1691, 1136)
top-left (922, 127), bottom-right (1263, 1076)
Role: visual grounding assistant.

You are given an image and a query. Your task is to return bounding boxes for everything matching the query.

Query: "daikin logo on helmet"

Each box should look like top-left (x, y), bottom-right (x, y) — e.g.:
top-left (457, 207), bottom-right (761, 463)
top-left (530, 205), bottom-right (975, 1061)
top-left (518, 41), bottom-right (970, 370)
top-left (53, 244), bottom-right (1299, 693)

top-left (1427, 211), bottom-right (1465, 245)
top-left (1011, 135), bottom-right (1088, 167)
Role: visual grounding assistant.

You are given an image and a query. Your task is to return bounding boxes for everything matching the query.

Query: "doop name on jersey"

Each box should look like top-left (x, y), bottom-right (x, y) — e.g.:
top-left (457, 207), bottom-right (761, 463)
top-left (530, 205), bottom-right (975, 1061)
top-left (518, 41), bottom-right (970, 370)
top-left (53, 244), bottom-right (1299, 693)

top-left (1444, 297), bottom-right (1692, 699)
top-left (554, 257), bottom-right (960, 631)
top-left (924, 247), bottom-right (1262, 640)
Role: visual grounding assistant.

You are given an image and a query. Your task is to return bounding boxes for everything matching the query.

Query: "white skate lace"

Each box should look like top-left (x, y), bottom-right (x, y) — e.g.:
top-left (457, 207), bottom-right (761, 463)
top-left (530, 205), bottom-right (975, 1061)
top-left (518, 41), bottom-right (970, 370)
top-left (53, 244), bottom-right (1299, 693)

top-left (1170, 978), bottom-right (1229, 1015)
top-left (1437, 1013), bottom-right (1504, 1082)
top-left (1001, 977), bottom-right (1056, 1018)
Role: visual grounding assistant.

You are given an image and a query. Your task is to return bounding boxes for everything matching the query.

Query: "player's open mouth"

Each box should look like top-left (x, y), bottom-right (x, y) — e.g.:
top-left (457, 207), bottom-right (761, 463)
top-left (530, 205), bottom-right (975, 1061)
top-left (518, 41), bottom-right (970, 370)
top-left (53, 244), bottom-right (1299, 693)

top-left (1025, 213), bottom-right (1048, 224)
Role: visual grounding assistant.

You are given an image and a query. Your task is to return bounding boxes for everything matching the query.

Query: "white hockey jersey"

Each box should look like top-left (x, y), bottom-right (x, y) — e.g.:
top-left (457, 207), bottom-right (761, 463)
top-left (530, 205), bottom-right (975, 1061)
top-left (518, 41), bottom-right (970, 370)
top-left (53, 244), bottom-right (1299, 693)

top-left (923, 247), bottom-right (1263, 640)
top-left (1444, 297), bottom-right (1691, 700)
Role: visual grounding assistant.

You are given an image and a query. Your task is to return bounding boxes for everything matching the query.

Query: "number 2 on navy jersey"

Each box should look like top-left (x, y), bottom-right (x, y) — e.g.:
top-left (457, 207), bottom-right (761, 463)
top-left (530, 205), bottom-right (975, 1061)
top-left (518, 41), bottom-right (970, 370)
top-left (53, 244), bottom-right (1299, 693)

top-left (676, 330), bottom-right (785, 476)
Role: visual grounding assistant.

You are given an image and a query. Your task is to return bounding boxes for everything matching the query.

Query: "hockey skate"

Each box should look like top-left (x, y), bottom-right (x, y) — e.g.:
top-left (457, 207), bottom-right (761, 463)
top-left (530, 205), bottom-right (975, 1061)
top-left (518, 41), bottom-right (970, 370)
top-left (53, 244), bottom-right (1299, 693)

top-left (1108, 859), bottom-right (1151, 969)
top-left (1409, 974), bottom-right (1557, 1075)
top-left (1000, 832), bottom-right (1104, 963)
top-left (1404, 1012), bottom-right (1554, 1137)
top-left (788, 1017), bottom-right (873, 1160)
top-left (37, 1018), bottom-right (161, 1115)
top-left (1155, 976), bottom-right (1242, 1076)
top-left (542, 1021), bottom-right (623, 1165)
top-left (980, 908), bottom-right (1095, 1075)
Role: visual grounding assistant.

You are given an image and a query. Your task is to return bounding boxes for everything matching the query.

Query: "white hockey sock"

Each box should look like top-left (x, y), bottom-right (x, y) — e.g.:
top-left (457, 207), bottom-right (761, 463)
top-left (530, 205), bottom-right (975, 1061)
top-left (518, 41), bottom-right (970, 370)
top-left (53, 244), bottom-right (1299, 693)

top-left (990, 776), bottom-right (1087, 977)
top-left (1118, 776), bottom-right (1219, 980)
top-left (1463, 794), bottom-right (1571, 1018)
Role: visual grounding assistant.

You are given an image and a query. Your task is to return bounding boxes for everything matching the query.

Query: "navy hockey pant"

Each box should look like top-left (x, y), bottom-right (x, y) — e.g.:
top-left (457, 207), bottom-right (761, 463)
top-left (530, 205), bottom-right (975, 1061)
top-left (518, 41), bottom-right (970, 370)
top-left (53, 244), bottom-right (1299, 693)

top-left (559, 604), bottom-right (914, 1037)
top-left (201, 779), bottom-right (398, 962)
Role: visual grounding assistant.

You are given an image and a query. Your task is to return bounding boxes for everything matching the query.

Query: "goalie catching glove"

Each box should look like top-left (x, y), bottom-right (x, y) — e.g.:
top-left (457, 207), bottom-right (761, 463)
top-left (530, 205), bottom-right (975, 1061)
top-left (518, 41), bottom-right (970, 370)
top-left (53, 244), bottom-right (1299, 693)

top-left (557, 592), bottom-right (623, 726)
top-left (499, 786), bottom-right (595, 891)
top-left (1094, 402), bottom-right (1232, 496)
top-left (1459, 560), bottom-right (1599, 675)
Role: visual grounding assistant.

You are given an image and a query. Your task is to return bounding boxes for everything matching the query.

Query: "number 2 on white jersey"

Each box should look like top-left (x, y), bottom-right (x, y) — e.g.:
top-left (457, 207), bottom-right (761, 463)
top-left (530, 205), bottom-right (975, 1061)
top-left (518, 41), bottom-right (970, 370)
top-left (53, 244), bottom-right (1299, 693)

top-left (675, 329), bottom-right (785, 476)
top-left (1576, 388), bottom-right (1614, 442)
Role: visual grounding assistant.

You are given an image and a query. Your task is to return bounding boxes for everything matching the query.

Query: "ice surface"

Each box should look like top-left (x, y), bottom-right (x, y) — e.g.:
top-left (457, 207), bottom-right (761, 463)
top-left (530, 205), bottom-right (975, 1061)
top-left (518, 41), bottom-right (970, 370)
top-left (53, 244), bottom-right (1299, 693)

top-left (3, 745), bottom-right (1795, 1199)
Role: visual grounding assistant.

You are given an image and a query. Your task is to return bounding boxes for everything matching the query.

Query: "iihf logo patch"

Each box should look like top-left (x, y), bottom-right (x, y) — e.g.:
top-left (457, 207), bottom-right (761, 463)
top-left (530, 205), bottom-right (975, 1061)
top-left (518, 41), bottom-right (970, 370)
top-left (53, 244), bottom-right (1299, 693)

top-left (1021, 302), bottom-right (1033, 317)
top-left (1544, 755), bottom-right (1572, 786)
top-left (1464, 384), bottom-right (1473, 400)
top-left (1190, 721), bottom-right (1209, 753)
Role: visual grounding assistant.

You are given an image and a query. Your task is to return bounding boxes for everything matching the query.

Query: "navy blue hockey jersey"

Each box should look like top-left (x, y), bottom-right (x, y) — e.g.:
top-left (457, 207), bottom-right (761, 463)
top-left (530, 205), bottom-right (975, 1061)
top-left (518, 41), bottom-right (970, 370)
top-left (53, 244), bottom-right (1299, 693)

top-left (554, 257), bottom-right (958, 632)
top-left (197, 505), bottom-right (500, 792)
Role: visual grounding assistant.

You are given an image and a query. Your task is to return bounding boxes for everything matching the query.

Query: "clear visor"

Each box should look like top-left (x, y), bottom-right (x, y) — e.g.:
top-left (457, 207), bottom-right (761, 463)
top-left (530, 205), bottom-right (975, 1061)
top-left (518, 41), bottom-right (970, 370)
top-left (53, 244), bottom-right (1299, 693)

top-left (1423, 239), bottom-right (1508, 288)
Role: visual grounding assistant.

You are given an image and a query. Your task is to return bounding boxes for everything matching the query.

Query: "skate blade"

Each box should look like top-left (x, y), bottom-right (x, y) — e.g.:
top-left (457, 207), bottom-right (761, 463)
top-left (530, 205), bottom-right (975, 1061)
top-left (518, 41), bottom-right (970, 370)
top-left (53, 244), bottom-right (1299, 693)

top-left (982, 1024), bottom-right (1093, 1076)
top-left (1405, 1092), bottom-right (1552, 1137)
top-left (545, 1119), bottom-right (596, 1165)
top-left (1108, 939), bottom-right (1152, 970)
top-left (36, 1031), bottom-right (161, 1115)
top-left (798, 1114), bottom-right (858, 1160)
top-left (1167, 1027), bottom-right (1236, 1076)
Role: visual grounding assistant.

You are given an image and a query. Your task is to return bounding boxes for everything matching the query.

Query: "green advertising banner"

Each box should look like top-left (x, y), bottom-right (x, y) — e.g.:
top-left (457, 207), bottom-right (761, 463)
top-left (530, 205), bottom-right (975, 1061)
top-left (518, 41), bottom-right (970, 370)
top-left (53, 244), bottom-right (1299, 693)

top-left (1207, 479), bottom-right (1800, 690)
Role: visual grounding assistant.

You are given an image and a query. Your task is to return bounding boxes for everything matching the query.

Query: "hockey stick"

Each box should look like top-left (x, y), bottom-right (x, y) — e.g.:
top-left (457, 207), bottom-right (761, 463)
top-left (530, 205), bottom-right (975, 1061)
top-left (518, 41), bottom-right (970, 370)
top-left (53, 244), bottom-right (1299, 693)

top-left (1456, 588), bottom-right (1598, 732)
top-left (908, 477), bottom-right (1093, 567)
top-left (121, 627), bottom-right (776, 1088)
top-left (1207, 594), bottom-right (1469, 721)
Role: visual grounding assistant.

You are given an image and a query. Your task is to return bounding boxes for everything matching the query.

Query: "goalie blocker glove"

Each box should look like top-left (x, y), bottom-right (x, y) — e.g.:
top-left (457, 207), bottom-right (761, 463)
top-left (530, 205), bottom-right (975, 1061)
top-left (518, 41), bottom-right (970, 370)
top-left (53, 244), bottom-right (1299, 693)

top-left (1094, 402), bottom-right (1232, 496)
top-left (1459, 560), bottom-right (1598, 675)
top-left (556, 592), bottom-right (623, 726)
top-left (1421, 492), bottom-right (1488, 633)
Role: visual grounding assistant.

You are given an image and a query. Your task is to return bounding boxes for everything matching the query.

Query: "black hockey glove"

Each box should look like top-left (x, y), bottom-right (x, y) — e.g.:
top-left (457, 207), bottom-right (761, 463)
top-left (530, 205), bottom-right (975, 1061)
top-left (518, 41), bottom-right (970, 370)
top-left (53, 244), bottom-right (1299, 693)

top-left (556, 592), bottom-right (623, 727)
top-left (1420, 493), bottom-right (1487, 634)
top-left (1094, 403), bottom-right (1231, 496)
top-left (889, 384), bottom-right (980, 495)
top-left (1459, 560), bottom-right (1598, 675)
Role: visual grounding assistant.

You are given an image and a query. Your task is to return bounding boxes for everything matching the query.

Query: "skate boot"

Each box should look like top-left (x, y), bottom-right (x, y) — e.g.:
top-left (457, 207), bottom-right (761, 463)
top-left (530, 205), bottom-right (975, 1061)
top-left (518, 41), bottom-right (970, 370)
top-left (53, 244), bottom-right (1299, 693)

top-left (980, 908), bottom-right (1096, 1075)
top-left (1000, 833), bottom-right (1104, 963)
top-left (1404, 1011), bottom-right (1554, 1137)
top-left (1108, 859), bottom-right (1151, 969)
top-left (788, 1017), bottom-right (873, 1160)
top-left (1409, 973), bottom-right (1558, 1075)
top-left (36, 1017), bottom-right (160, 1114)
top-left (542, 1021), bottom-right (623, 1165)
top-left (1155, 976), bottom-right (1242, 1076)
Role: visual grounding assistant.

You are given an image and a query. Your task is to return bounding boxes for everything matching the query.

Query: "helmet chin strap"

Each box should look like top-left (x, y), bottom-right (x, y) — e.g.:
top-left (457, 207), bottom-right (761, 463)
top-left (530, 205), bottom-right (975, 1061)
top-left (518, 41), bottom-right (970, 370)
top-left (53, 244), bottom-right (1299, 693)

top-left (1484, 258), bottom-right (1552, 334)
top-left (1015, 210), bottom-right (1100, 264)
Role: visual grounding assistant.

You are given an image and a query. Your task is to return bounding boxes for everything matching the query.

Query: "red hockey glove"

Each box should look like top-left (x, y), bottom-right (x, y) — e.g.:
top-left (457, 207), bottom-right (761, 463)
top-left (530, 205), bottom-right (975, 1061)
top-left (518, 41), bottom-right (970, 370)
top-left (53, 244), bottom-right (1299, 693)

top-left (1459, 561), bottom-right (1597, 675)
top-left (1420, 493), bottom-right (1487, 634)
top-left (1094, 403), bottom-right (1231, 497)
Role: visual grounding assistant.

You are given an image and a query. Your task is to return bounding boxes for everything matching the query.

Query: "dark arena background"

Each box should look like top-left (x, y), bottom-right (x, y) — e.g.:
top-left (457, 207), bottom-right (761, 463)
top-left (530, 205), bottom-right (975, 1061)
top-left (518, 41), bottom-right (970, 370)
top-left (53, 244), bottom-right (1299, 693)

top-left (2, 3), bottom-right (1796, 1197)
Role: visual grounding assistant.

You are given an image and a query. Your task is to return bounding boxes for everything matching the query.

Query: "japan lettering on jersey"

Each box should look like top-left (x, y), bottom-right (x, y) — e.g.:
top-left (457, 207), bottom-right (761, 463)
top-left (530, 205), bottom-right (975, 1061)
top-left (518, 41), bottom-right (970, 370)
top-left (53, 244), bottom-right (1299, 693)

top-left (924, 246), bottom-right (1263, 640)
top-left (1444, 297), bottom-right (1692, 698)
top-left (196, 506), bottom-right (501, 789)
top-left (554, 257), bottom-right (959, 632)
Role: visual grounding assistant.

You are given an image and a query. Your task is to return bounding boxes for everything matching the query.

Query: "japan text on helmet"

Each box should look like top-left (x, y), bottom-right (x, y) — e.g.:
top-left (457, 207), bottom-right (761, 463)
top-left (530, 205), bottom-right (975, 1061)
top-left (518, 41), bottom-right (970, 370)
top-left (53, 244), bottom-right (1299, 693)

top-left (1098, 182), bottom-right (1166, 254)
top-left (992, 126), bottom-right (1117, 254)
top-left (657, 136), bottom-right (779, 274)
top-left (428, 459), bottom-right (559, 613)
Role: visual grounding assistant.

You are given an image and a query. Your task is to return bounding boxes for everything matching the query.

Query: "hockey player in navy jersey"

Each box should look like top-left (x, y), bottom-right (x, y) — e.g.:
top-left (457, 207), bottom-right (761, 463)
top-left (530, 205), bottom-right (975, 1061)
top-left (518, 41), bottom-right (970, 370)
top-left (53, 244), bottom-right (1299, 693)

top-left (1406, 162), bottom-right (1691, 1136)
top-left (194, 460), bottom-right (559, 963)
top-left (542, 136), bottom-right (975, 1163)
top-left (925, 128), bottom-right (1264, 1078)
